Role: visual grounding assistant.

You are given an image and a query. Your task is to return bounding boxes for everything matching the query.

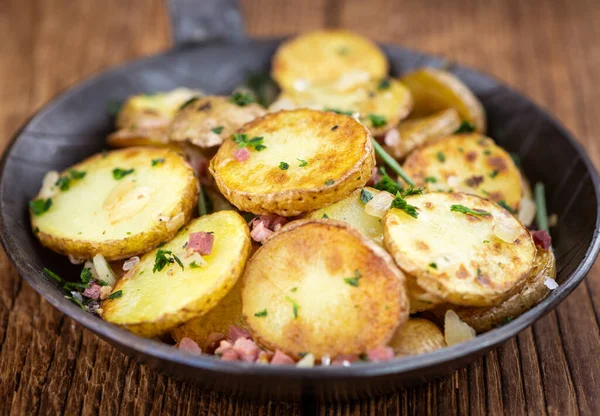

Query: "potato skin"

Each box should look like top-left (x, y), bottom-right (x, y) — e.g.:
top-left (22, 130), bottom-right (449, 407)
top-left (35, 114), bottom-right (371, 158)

top-left (402, 134), bottom-right (523, 212)
top-left (388, 318), bottom-right (446, 356)
top-left (31, 147), bottom-right (198, 261)
top-left (242, 219), bottom-right (409, 359)
top-left (210, 109), bottom-right (375, 216)
top-left (101, 211), bottom-right (252, 337)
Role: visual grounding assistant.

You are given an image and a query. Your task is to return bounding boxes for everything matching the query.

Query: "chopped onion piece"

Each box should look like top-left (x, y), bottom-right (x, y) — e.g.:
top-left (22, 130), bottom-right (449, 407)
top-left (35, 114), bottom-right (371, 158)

top-left (296, 353), bottom-right (315, 368)
top-left (167, 212), bottom-right (185, 232)
top-left (107, 186), bottom-right (153, 224)
top-left (544, 277), bottom-right (558, 290)
top-left (93, 254), bottom-right (117, 286)
top-left (122, 256), bottom-right (140, 271)
top-left (518, 197), bottom-right (536, 226)
top-left (321, 355), bottom-right (331, 366)
top-left (383, 128), bottom-right (401, 147)
top-left (444, 310), bottom-right (476, 346)
top-left (39, 171), bottom-right (60, 199)
top-left (365, 192), bottom-right (395, 218)
top-left (68, 255), bottom-right (85, 265)
top-left (493, 217), bottom-right (521, 243)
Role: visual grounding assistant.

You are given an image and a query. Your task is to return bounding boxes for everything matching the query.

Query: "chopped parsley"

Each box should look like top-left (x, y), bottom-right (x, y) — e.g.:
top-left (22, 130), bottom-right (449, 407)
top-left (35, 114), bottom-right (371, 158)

top-left (151, 158), bottom-right (165, 167)
top-left (498, 200), bottom-right (517, 214)
top-left (55, 176), bottom-right (71, 191)
top-left (189, 261), bottom-right (201, 269)
top-left (378, 78), bottom-right (391, 90)
top-left (279, 162), bottom-right (289, 170)
top-left (44, 267), bottom-right (63, 284)
top-left (483, 240), bottom-right (490, 243)
top-left (331, 125), bottom-right (339, 131)
top-left (374, 167), bottom-right (402, 195)
top-left (34, 226), bottom-right (40, 233)
top-left (344, 269), bottom-right (361, 287)
top-left (503, 316), bottom-right (514, 325)
top-left (325, 179), bottom-right (335, 186)
top-left (80, 268), bottom-right (93, 284)
top-left (69, 169), bottom-right (87, 180)
top-left (29, 198), bottom-right (52, 216)
top-left (429, 263), bottom-right (438, 269)
top-left (112, 168), bottom-right (134, 180)
top-left (297, 159), bottom-right (308, 167)
top-left (291, 287), bottom-right (298, 292)
top-left (402, 187), bottom-right (424, 197)
top-left (179, 97), bottom-right (200, 110)
top-left (153, 249), bottom-right (184, 273)
top-left (232, 134), bottom-right (266, 151)
top-left (337, 46), bottom-right (350, 55)
top-left (488, 170), bottom-right (499, 178)
top-left (437, 151), bottom-right (446, 162)
top-left (391, 193), bottom-right (419, 218)
top-left (254, 309), bottom-right (268, 317)
top-left (454, 120), bottom-right (476, 134)
top-left (230, 91), bottom-right (256, 106)
top-left (107, 290), bottom-right (123, 300)
top-left (424, 176), bottom-right (437, 183)
top-left (322, 213), bottom-right (329, 218)
top-left (368, 113), bottom-right (387, 127)
top-left (360, 189), bottom-right (373, 204)
top-left (211, 126), bottom-right (224, 134)
top-left (285, 296), bottom-right (300, 319)
top-left (450, 204), bottom-right (491, 216)
top-left (324, 108), bottom-right (354, 116)
top-left (484, 149), bottom-right (492, 156)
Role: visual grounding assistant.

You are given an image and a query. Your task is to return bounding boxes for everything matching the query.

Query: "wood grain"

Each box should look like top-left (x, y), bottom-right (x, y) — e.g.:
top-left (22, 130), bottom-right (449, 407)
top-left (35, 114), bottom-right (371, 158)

top-left (1, 0), bottom-right (599, 414)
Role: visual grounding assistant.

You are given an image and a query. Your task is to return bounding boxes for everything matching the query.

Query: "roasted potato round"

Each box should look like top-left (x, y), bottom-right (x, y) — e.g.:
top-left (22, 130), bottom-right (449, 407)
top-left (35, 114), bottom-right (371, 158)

top-left (30, 147), bottom-right (198, 261)
top-left (402, 134), bottom-right (523, 212)
top-left (108, 88), bottom-right (203, 148)
top-left (269, 78), bottom-right (412, 136)
top-left (102, 211), bottom-right (252, 337)
top-left (383, 108), bottom-right (461, 160)
top-left (401, 68), bottom-right (486, 132)
top-left (242, 219), bottom-right (409, 359)
top-left (210, 109), bottom-right (375, 216)
top-left (388, 318), bottom-right (446, 356)
top-left (406, 273), bottom-right (444, 313)
top-left (272, 29), bottom-right (388, 93)
top-left (169, 95), bottom-right (266, 148)
top-left (383, 192), bottom-right (536, 306)
top-left (305, 187), bottom-right (389, 245)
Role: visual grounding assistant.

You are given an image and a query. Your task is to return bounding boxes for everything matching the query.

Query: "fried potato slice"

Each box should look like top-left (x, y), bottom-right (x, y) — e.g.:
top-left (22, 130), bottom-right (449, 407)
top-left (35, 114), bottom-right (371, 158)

top-left (269, 78), bottom-right (412, 136)
top-left (31, 148), bottom-right (198, 261)
top-left (171, 277), bottom-right (246, 345)
top-left (101, 211), bottom-right (252, 337)
top-left (108, 88), bottom-right (203, 148)
top-left (388, 318), bottom-right (446, 356)
top-left (406, 273), bottom-right (444, 313)
top-left (242, 219), bottom-right (409, 359)
top-left (383, 108), bottom-right (461, 160)
top-left (169, 96), bottom-right (266, 148)
top-left (305, 187), bottom-right (387, 245)
top-left (272, 29), bottom-right (388, 93)
top-left (402, 134), bottom-right (523, 212)
top-left (383, 192), bottom-right (536, 306)
top-left (210, 109), bottom-right (375, 216)
top-left (449, 248), bottom-right (556, 332)
top-left (401, 68), bottom-right (486, 132)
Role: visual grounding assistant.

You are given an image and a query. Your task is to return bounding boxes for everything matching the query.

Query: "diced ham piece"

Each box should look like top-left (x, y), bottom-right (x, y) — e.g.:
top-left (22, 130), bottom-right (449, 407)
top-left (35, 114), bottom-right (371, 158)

top-left (215, 340), bottom-right (238, 361)
top-left (221, 350), bottom-right (240, 361)
top-left (228, 325), bottom-right (251, 342)
top-left (82, 282), bottom-right (102, 300)
top-left (233, 148), bottom-right (251, 162)
top-left (331, 354), bottom-right (359, 366)
top-left (250, 221), bottom-right (274, 243)
top-left (249, 215), bottom-right (288, 243)
top-left (177, 337), bottom-right (202, 355)
top-left (233, 338), bottom-right (260, 362)
top-left (532, 230), bottom-right (552, 250)
top-left (270, 349), bottom-right (295, 365)
top-left (367, 346), bottom-right (394, 362)
top-left (188, 232), bottom-right (214, 255)
top-left (204, 332), bottom-right (226, 354)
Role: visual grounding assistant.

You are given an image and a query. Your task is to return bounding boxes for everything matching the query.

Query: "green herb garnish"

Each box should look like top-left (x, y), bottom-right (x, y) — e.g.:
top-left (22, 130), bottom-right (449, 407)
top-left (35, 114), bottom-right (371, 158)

top-left (429, 263), bottom-right (438, 269)
top-left (112, 168), bottom-right (134, 180)
top-left (322, 213), bottom-right (329, 219)
top-left (325, 179), bottom-right (335, 186)
top-left (450, 204), bottom-right (491, 216)
top-left (69, 169), bottom-right (86, 180)
top-left (424, 176), bottom-right (437, 183)
top-left (391, 193), bottom-right (419, 218)
top-left (488, 170), bottom-right (499, 178)
top-left (106, 100), bottom-right (122, 116)
top-left (360, 189), bottom-right (373, 204)
top-left (80, 268), bottom-right (93, 284)
top-left (324, 108), bottom-right (354, 116)
top-left (107, 290), bottom-right (123, 300)
top-left (29, 198), bottom-right (52, 216)
top-left (189, 261), bottom-right (201, 269)
top-left (279, 162), bottom-right (289, 170)
top-left (44, 267), bottom-right (63, 284)
top-left (212, 126), bottom-right (224, 134)
top-left (498, 200), bottom-right (517, 214)
top-left (55, 176), bottom-right (71, 191)
top-left (344, 269), bottom-right (361, 287)
top-left (368, 114), bottom-right (387, 127)
top-left (179, 97), bottom-right (200, 110)
top-left (153, 249), bottom-right (184, 273)
top-left (378, 78), bottom-right (391, 90)
top-left (151, 158), bottom-right (165, 167)
top-left (454, 120), bottom-right (476, 134)
top-left (437, 152), bottom-right (446, 162)
top-left (374, 167), bottom-right (402, 195)
top-left (402, 187), bottom-right (424, 197)
top-left (371, 140), bottom-right (415, 186)
top-left (254, 309), bottom-right (268, 317)
top-left (535, 182), bottom-right (549, 233)
top-left (291, 287), bottom-right (298, 292)
top-left (285, 296), bottom-right (300, 319)
top-left (297, 159), bottom-right (308, 167)
top-left (232, 134), bottom-right (266, 151)
top-left (230, 91), bottom-right (256, 106)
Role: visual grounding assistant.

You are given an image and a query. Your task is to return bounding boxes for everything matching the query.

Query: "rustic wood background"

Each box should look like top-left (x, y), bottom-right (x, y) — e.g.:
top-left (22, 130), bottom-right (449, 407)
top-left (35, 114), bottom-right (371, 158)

top-left (1, 0), bottom-right (600, 414)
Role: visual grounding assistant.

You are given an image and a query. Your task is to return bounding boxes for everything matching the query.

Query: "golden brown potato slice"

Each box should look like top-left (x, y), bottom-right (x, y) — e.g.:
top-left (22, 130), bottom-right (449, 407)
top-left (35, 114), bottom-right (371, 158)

top-left (401, 68), bottom-right (486, 132)
top-left (108, 88), bottom-right (203, 148)
top-left (169, 95), bottom-right (266, 148)
top-left (30, 148), bottom-right (198, 261)
top-left (242, 219), bottom-right (409, 359)
top-left (171, 277), bottom-right (246, 345)
top-left (272, 29), bottom-right (388, 93)
top-left (449, 248), bottom-right (556, 332)
top-left (101, 211), bottom-right (252, 337)
top-left (402, 134), bottom-right (523, 212)
top-left (383, 108), bottom-right (461, 160)
top-left (383, 192), bottom-right (536, 307)
top-left (269, 78), bottom-right (412, 136)
top-left (406, 273), bottom-right (444, 313)
top-left (210, 109), bottom-right (375, 216)
top-left (388, 318), bottom-right (446, 356)
top-left (305, 187), bottom-right (389, 245)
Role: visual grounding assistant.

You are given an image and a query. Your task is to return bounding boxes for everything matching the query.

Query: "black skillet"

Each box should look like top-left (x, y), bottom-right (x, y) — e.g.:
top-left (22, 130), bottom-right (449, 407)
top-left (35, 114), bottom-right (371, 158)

top-left (1, 0), bottom-right (599, 400)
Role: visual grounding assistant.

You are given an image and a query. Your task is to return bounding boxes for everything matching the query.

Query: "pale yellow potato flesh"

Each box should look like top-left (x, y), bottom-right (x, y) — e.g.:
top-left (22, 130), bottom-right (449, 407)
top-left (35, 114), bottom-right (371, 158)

top-left (242, 219), bottom-right (409, 359)
top-left (383, 192), bottom-right (535, 306)
top-left (388, 318), bottom-right (446, 356)
top-left (406, 273), bottom-right (444, 313)
top-left (101, 211), bottom-right (252, 337)
top-left (210, 109), bottom-right (375, 216)
top-left (31, 147), bottom-right (198, 261)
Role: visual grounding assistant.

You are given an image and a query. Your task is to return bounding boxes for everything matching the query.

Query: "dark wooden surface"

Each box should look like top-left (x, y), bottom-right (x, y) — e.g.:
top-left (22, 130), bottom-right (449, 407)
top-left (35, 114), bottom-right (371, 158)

top-left (1, 0), bottom-right (600, 414)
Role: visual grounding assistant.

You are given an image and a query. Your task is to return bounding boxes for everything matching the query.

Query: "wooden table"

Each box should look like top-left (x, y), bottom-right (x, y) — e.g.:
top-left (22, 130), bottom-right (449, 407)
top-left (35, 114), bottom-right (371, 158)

top-left (1, 0), bottom-right (599, 414)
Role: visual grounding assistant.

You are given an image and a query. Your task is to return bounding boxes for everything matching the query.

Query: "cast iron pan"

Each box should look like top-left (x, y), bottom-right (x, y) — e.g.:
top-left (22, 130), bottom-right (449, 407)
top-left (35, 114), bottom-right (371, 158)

top-left (1, 0), bottom-right (599, 400)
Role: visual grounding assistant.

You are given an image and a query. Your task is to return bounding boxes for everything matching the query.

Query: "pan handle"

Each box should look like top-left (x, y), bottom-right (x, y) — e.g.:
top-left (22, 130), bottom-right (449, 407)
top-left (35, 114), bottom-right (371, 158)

top-left (167, 0), bottom-right (245, 46)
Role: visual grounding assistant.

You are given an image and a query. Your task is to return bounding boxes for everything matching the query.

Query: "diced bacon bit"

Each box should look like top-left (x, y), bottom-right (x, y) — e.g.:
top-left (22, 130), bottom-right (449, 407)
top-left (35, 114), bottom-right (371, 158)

top-left (250, 221), bottom-right (274, 243)
top-left (188, 232), bottom-right (215, 255)
top-left (215, 340), bottom-right (238, 361)
top-left (177, 337), bottom-right (202, 355)
top-left (83, 282), bottom-right (102, 300)
top-left (249, 215), bottom-right (288, 243)
top-left (204, 332), bottom-right (226, 354)
top-left (331, 354), bottom-right (359, 366)
top-left (228, 325), bottom-right (251, 343)
top-left (367, 167), bottom-right (381, 186)
top-left (221, 350), bottom-right (240, 361)
top-left (532, 230), bottom-right (552, 250)
top-left (233, 148), bottom-right (251, 162)
top-left (270, 349), bottom-right (295, 365)
top-left (233, 338), bottom-right (260, 362)
top-left (367, 346), bottom-right (394, 362)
